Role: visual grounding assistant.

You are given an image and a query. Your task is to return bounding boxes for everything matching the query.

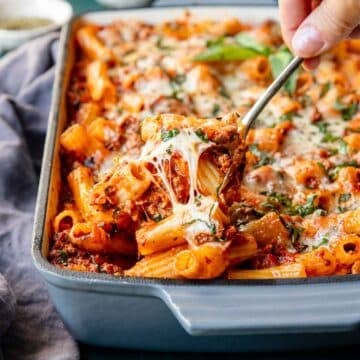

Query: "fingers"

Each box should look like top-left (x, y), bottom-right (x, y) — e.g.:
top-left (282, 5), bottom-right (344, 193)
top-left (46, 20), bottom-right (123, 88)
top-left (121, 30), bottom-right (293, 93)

top-left (279, 0), bottom-right (312, 50)
top-left (292, 0), bottom-right (360, 58)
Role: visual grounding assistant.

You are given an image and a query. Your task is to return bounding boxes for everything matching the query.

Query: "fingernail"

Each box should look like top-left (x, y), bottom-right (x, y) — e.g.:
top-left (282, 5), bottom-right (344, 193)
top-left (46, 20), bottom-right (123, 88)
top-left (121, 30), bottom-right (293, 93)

top-left (292, 26), bottom-right (325, 57)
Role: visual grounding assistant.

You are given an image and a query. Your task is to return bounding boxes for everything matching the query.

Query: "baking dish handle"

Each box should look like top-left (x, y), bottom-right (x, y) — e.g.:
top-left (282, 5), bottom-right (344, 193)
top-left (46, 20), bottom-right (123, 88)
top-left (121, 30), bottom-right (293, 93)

top-left (160, 281), bottom-right (360, 336)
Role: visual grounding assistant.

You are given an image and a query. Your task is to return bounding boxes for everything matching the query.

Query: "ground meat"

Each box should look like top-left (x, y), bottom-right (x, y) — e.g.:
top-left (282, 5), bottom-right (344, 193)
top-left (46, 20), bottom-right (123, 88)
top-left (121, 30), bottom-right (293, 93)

top-left (49, 231), bottom-right (136, 275)
top-left (118, 115), bottom-right (143, 155)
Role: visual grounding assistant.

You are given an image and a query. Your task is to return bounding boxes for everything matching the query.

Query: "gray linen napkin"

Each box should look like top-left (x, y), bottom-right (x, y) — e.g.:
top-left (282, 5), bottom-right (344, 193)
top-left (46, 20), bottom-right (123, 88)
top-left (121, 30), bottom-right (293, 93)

top-left (0, 33), bottom-right (79, 360)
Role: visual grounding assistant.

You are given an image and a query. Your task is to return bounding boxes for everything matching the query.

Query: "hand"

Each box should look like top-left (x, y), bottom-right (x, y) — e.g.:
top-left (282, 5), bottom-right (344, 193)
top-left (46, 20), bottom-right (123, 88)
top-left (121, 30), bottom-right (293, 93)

top-left (279, 0), bottom-right (360, 69)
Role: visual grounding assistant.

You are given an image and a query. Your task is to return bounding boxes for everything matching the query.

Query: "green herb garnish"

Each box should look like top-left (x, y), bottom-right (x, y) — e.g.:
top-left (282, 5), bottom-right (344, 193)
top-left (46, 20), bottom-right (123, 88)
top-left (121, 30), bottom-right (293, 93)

top-left (249, 144), bottom-right (274, 168)
top-left (156, 36), bottom-right (173, 50)
top-left (315, 122), bottom-right (339, 143)
top-left (339, 193), bottom-right (351, 203)
top-left (338, 139), bottom-right (348, 155)
top-left (161, 128), bottom-right (180, 142)
top-left (312, 236), bottom-right (329, 250)
top-left (301, 95), bottom-right (313, 107)
top-left (279, 111), bottom-right (299, 122)
top-left (292, 194), bottom-right (318, 217)
top-left (152, 214), bottom-right (163, 222)
top-left (58, 250), bottom-right (68, 264)
top-left (328, 160), bottom-right (359, 180)
top-left (219, 86), bottom-right (230, 99)
top-left (313, 209), bottom-right (327, 216)
top-left (173, 73), bottom-right (186, 84)
top-left (212, 103), bottom-right (221, 116)
top-left (195, 128), bottom-right (209, 143)
top-left (261, 191), bottom-right (293, 212)
top-left (334, 99), bottom-right (358, 121)
top-left (320, 82), bottom-right (331, 98)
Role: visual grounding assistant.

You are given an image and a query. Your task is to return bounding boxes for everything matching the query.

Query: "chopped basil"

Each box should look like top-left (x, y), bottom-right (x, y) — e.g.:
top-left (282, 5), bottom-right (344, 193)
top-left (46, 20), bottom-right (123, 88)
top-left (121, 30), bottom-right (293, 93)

top-left (156, 36), bottom-right (173, 50)
top-left (173, 73), bottom-right (186, 84)
top-left (195, 128), bottom-right (209, 143)
top-left (235, 33), bottom-right (272, 56)
top-left (279, 111), bottom-right (299, 122)
top-left (338, 139), bottom-right (348, 155)
top-left (212, 103), bottom-right (221, 116)
top-left (58, 250), bottom-right (68, 264)
top-left (288, 223), bottom-right (304, 246)
top-left (152, 214), bottom-right (163, 222)
top-left (334, 99), bottom-right (358, 121)
top-left (301, 95), bottom-right (313, 107)
top-left (320, 82), bottom-right (331, 98)
top-left (317, 161), bottom-right (326, 172)
top-left (184, 218), bottom-right (216, 234)
top-left (292, 194), bottom-right (318, 217)
top-left (166, 144), bottom-right (173, 155)
top-left (261, 191), bottom-right (293, 212)
top-left (338, 193), bottom-right (350, 212)
top-left (328, 160), bottom-right (359, 180)
top-left (269, 47), bottom-right (299, 95)
top-left (169, 80), bottom-right (182, 100)
top-left (312, 236), bottom-right (329, 250)
top-left (219, 86), bottom-right (230, 99)
top-left (315, 122), bottom-right (339, 143)
top-left (193, 43), bottom-right (259, 62)
top-left (161, 128), bottom-right (180, 142)
top-left (339, 193), bottom-right (351, 203)
top-left (249, 144), bottom-right (274, 168)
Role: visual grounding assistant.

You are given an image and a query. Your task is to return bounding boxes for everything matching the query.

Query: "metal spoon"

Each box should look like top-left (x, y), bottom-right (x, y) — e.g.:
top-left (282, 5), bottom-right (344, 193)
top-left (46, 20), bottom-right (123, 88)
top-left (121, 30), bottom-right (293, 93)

top-left (219, 56), bottom-right (303, 193)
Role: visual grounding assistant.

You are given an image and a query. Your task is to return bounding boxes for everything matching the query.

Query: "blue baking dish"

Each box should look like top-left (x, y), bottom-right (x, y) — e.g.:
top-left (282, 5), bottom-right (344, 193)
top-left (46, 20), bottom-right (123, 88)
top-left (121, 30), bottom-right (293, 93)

top-left (32, 6), bottom-right (360, 351)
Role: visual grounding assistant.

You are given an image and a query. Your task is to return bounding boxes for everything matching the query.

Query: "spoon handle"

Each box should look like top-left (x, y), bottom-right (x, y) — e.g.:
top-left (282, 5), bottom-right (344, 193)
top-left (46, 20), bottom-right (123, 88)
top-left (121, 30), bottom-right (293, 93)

top-left (242, 56), bottom-right (303, 135)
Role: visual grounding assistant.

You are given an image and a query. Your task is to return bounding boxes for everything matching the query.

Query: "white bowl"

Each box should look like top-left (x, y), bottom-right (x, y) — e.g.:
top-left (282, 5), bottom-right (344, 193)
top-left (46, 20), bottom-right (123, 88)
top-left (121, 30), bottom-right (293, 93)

top-left (0, 0), bottom-right (73, 52)
top-left (95, 0), bottom-right (154, 8)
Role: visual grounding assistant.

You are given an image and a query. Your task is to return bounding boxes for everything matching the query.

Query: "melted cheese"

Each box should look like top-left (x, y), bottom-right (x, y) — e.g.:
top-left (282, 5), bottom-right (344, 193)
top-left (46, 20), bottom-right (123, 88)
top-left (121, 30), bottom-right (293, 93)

top-left (131, 130), bottom-right (222, 246)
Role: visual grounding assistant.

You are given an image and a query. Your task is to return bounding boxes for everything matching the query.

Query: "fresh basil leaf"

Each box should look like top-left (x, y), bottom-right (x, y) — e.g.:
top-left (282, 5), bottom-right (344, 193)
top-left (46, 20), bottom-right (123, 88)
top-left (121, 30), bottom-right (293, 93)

top-left (269, 48), bottom-right (298, 95)
top-left (206, 36), bottom-right (225, 48)
top-left (193, 44), bottom-right (258, 62)
top-left (236, 33), bottom-right (272, 56)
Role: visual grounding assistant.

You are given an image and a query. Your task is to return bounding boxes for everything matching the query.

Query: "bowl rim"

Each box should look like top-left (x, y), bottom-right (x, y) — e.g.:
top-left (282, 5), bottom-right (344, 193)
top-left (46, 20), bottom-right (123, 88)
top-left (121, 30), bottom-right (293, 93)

top-left (0, 0), bottom-right (73, 35)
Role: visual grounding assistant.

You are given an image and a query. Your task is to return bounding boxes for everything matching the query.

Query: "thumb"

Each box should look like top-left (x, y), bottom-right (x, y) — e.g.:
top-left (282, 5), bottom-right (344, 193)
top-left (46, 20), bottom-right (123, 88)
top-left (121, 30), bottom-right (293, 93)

top-left (292, 0), bottom-right (360, 58)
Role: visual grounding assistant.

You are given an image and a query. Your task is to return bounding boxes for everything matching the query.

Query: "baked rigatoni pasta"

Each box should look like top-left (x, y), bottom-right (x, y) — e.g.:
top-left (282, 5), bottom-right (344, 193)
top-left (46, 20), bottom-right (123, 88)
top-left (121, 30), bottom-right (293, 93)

top-left (49, 13), bottom-right (360, 279)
